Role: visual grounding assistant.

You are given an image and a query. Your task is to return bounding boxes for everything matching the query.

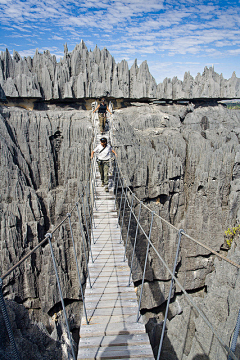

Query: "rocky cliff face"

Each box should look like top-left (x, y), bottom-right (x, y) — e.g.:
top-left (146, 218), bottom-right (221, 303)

top-left (111, 102), bottom-right (240, 359)
top-left (1, 41), bottom-right (240, 100)
top-left (0, 105), bottom-right (93, 358)
top-left (1, 100), bottom-right (240, 359)
top-left (0, 42), bottom-right (156, 100)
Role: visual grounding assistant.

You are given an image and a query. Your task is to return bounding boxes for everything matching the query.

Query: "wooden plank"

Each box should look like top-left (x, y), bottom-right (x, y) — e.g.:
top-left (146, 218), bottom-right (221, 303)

top-left (86, 307), bottom-right (139, 317)
top-left (82, 314), bottom-right (143, 326)
top-left (85, 299), bottom-right (138, 310)
top-left (85, 293), bottom-right (137, 302)
top-left (86, 276), bottom-right (131, 283)
top-left (79, 333), bottom-right (150, 348)
top-left (78, 167), bottom-right (154, 359)
top-left (80, 322), bottom-right (146, 338)
top-left (78, 344), bottom-right (154, 359)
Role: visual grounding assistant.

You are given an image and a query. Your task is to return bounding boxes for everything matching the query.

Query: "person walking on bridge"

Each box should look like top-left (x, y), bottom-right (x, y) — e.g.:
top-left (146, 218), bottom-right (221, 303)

top-left (91, 137), bottom-right (116, 192)
top-left (93, 98), bottom-right (112, 135)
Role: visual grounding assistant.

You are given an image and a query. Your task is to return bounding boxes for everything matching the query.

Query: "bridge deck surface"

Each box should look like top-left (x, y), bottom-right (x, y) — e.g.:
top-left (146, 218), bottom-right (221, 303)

top-left (77, 163), bottom-right (154, 359)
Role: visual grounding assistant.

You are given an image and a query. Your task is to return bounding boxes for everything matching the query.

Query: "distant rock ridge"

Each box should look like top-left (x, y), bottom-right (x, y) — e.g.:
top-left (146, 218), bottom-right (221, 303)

top-left (0, 40), bottom-right (240, 100)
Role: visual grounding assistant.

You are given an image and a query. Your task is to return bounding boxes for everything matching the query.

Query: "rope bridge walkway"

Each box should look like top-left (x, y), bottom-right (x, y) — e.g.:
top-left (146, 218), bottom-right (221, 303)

top-left (78, 152), bottom-right (154, 359)
top-left (0, 102), bottom-right (240, 360)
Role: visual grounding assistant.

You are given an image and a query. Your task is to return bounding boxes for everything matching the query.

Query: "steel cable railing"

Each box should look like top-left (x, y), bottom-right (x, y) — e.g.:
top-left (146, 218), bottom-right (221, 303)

top-left (112, 159), bottom-right (239, 360)
top-left (1, 101), bottom-right (108, 360)
top-left (0, 278), bottom-right (20, 360)
top-left (106, 113), bottom-right (240, 360)
top-left (1, 104), bottom-right (239, 360)
top-left (107, 105), bottom-right (240, 271)
top-left (0, 156), bottom-right (97, 360)
top-left (114, 160), bottom-right (240, 270)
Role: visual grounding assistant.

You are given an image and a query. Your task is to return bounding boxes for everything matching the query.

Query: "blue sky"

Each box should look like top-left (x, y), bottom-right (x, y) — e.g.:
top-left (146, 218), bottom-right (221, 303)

top-left (0, 0), bottom-right (240, 83)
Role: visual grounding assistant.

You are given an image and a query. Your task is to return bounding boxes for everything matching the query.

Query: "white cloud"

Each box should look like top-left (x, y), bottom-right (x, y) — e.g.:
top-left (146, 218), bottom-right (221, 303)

top-left (147, 60), bottom-right (207, 83)
top-left (228, 48), bottom-right (240, 55)
top-left (84, 40), bottom-right (95, 48)
top-left (18, 46), bottom-right (64, 59)
top-left (49, 35), bottom-right (64, 40)
top-left (0, 0), bottom-right (240, 82)
top-left (7, 33), bottom-right (37, 38)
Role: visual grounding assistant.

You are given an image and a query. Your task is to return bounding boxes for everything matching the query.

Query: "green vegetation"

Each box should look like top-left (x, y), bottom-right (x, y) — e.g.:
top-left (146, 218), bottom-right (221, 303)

top-left (225, 224), bottom-right (240, 248)
top-left (227, 103), bottom-right (240, 110)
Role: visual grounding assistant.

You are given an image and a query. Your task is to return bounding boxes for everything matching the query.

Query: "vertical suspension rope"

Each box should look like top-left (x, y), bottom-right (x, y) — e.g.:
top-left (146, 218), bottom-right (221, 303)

top-left (86, 184), bottom-right (95, 244)
top-left (112, 161), bottom-right (117, 194)
top-left (119, 187), bottom-right (128, 243)
top-left (117, 181), bottom-right (124, 228)
top-left (81, 194), bottom-right (91, 255)
top-left (90, 161), bottom-right (97, 209)
top-left (123, 193), bottom-right (134, 262)
top-left (46, 233), bottom-right (76, 360)
top-left (0, 278), bottom-right (20, 360)
top-left (128, 202), bottom-right (142, 286)
top-left (67, 214), bottom-right (89, 325)
top-left (136, 211), bottom-right (154, 322)
top-left (92, 157), bottom-right (98, 191)
top-left (157, 229), bottom-right (184, 360)
top-left (87, 180), bottom-right (95, 229)
top-left (114, 170), bottom-right (119, 211)
top-left (76, 202), bottom-right (92, 286)
top-left (77, 200), bottom-right (93, 264)
top-left (228, 309), bottom-right (240, 360)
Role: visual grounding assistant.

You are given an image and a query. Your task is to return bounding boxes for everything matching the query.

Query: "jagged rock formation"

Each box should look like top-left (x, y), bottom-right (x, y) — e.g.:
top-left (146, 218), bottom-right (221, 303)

top-left (0, 300), bottom-right (74, 360)
top-left (1, 100), bottom-right (240, 359)
top-left (164, 241), bottom-right (240, 360)
top-left (0, 106), bottom-right (93, 358)
top-left (0, 42), bottom-right (156, 100)
top-left (1, 41), bottom-right (240, 100)
top-left (112, 102), bottom-right (240, 358)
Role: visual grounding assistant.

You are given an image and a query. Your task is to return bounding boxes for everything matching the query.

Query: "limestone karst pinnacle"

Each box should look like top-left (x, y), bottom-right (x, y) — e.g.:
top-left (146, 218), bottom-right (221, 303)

top-left (1, 101), bottom-right (240, 359)
top-left (0, 40), bottom-right (240, 100)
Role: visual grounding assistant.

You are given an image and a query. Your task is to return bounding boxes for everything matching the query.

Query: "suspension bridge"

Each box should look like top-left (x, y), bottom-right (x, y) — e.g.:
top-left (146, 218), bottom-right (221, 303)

top-left (0, 102), bottom-right (240, 360)
top-left (78, 155), bottom-right (154, 359)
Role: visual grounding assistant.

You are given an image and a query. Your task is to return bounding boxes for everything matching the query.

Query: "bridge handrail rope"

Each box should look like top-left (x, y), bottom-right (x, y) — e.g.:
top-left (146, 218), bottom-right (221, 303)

top-left (105, 105), bottom-right (240, 270)
top-left (105, 112), bottom-right (239, 360)
top-left (0, 104), bottom-right (238, 360)
top-left (1, 156), bottom-right (97, 360)
top-left (112, 153), bottom-right (240, 270)
top-left (112, 162), bottom-right (238, 360)
top-left (1, 175), bottom-right (93, 280)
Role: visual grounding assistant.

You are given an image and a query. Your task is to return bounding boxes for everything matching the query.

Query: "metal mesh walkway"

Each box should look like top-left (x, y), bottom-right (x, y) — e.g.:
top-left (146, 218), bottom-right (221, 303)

top-left (77, 168), bottom-right (154, 359)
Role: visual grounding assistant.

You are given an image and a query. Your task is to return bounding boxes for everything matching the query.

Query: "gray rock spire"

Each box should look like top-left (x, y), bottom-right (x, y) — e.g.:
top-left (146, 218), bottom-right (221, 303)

top-left (0, 42), bottom-right (240, 100)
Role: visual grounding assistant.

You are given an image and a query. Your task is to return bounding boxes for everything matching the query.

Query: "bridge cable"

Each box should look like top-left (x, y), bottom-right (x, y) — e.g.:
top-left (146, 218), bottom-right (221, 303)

top-left (106, 108), bottom-right (239, 360)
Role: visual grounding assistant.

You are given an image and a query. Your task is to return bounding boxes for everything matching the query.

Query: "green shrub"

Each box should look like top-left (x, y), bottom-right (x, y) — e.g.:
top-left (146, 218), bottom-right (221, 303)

top-left (225, 225), bottom-right (240, 248)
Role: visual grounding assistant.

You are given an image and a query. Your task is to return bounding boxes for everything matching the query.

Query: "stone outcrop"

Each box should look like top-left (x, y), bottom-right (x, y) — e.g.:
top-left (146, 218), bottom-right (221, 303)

top-left (0, 42), bottom-right (156, 100)
top-left (145, 239), bottom-right (240, 360)
top-left (164, 240), bottom-right (240, 360)
top-left (0, 106), bottom-right (93, 357)
top-left (1, 41), bottom-right (240, 100)
top-left (1, 100), bottom-right (240, 359)
top-left (0, 300), bottom-right (74, 360)
top-left (111, 102), bottom-right (240, 358)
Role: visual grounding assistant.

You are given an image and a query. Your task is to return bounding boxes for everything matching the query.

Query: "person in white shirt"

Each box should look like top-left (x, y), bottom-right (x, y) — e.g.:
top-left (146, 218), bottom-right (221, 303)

top-left (91, 137), bottom-right (117, 192)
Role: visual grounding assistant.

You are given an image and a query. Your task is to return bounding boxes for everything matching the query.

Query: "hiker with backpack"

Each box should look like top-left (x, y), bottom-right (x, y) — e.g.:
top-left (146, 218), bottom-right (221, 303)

top-left (91, 137), bottom-right (116, 192)
top-left (93, 98), bottom-right (112, 134)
